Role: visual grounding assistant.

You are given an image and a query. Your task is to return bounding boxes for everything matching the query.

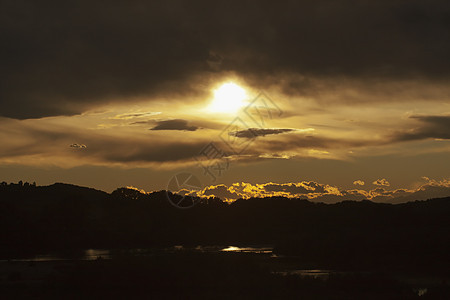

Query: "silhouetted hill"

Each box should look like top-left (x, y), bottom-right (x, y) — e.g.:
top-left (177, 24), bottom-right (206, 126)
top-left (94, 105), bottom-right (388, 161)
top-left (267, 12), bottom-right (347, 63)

top-left (0, 182), bottom-right (449, 275)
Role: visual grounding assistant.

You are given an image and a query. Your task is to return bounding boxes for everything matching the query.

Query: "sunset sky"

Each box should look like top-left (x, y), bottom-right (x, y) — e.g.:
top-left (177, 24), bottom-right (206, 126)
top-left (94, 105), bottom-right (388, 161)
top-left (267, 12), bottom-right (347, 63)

top-left (1, 0), bottom-right (449, 202)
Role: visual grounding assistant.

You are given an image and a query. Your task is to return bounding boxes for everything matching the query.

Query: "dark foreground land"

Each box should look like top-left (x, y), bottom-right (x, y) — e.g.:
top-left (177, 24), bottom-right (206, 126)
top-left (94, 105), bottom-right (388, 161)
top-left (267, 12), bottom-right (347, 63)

top-left (0, 183), bottom-right (449, 298)
top-left (1, 251), bottom-right (449, 299)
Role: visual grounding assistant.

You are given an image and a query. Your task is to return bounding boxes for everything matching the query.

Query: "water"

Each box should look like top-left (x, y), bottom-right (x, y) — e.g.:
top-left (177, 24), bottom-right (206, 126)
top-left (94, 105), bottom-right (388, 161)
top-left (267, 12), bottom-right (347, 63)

top-left (1, 247), bottom-right (444, 296)
top-left (0, 249), bottom-right (113, 262)
top-left (1, 245), bottom-right (274, 262)
top-left (273, 269), bottom-right (335, 279)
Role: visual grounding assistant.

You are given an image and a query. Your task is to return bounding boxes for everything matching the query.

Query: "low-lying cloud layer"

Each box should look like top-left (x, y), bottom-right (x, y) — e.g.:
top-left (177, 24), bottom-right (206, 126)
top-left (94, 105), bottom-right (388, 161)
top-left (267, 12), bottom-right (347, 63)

top-left (186, 177), bottom-right (450, 204)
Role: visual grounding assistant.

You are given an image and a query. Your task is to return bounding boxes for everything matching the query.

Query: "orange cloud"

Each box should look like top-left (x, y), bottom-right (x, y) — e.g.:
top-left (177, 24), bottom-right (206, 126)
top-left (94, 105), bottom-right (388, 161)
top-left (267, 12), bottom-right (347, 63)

top-left (188, 178), bottom-right (450, 204)
top-left (372, 178), bottom-right (390, 186)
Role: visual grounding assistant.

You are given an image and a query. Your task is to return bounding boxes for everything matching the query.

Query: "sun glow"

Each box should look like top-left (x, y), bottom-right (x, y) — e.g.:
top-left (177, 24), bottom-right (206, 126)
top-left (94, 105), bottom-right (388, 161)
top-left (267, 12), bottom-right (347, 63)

top-left (208, 82), bottom-right (248, 113)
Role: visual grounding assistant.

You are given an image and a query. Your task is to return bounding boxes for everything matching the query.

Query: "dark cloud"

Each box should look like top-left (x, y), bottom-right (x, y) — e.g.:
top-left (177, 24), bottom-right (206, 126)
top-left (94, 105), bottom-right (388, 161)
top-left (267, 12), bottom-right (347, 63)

top-left (229, 128), bottom-right (294, 138)
top-left (395, 115), bottom-right (450, 141)
top-left (251, 134), bottom-right (379, 153)
top-left (0, 1), bottom-right (211, 119)
top-left (1, 1), bottom-right (450, 119)
top-left (113, 112), bottom-right (161, 120)
top-left (150, 119), bottom-right (198, 131)
top-left (132, 118), bottom-right (224, 130)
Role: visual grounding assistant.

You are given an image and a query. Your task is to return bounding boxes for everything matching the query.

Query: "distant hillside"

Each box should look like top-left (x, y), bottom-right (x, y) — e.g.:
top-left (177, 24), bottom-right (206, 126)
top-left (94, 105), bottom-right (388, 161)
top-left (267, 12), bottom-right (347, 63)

top-left (0, 182), bottom-right (449, 274)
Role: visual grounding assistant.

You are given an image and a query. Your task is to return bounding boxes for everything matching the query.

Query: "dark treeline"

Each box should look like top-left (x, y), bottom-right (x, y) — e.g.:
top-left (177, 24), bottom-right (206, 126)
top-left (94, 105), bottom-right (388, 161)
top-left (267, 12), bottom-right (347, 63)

top-left (1, 182), bottom-right (449, 275)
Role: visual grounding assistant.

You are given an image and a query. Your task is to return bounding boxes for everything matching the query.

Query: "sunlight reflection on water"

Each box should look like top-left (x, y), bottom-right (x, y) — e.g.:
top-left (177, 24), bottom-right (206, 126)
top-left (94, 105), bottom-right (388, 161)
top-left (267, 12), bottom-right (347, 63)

top-left (221, 246), bottom-right (273, 254)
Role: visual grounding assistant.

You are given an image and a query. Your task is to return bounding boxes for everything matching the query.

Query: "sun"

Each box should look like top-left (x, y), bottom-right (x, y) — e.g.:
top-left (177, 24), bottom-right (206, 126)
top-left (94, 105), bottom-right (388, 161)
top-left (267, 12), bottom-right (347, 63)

top-left (208, 82), bottom-right (248, 113)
